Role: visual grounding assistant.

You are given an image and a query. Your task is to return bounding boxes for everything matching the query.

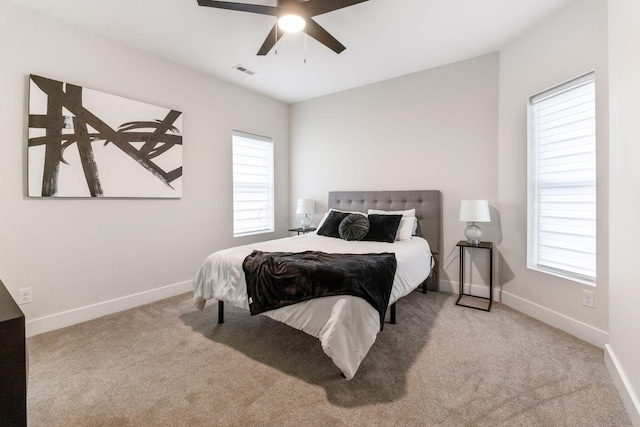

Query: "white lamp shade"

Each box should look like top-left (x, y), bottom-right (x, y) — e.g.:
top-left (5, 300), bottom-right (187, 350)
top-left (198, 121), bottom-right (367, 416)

top-left (278, 14), bottom-right (306, 32)
top-left (459, 200), bottom-right (491, 222)
top-left (296, 199), bottom-right (315, 215)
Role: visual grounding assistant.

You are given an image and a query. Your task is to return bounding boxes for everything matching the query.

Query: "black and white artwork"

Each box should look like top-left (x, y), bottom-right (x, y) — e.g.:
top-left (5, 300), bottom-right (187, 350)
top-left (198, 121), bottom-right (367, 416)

top-left (28, 75), bottom-right (183, 198)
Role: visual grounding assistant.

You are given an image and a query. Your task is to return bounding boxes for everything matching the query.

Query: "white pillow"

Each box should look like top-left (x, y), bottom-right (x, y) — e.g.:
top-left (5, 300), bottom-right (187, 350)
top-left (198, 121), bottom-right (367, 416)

top-left (367, 209), bottom-right (417, 241)
top-left (316, 209), bottom-right (366, 231)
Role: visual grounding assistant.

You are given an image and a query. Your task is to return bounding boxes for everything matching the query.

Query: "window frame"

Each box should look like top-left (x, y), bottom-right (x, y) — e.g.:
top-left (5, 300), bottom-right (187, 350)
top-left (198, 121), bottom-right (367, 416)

top-left (526, 72), bottom-right (597, 286)
top-left (232, 130), bottom-right (275, 237)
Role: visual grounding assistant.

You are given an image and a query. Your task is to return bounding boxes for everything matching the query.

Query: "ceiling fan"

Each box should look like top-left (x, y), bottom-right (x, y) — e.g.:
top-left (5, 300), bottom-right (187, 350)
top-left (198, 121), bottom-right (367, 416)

top-left (197, 0), bottom-right (369, 55)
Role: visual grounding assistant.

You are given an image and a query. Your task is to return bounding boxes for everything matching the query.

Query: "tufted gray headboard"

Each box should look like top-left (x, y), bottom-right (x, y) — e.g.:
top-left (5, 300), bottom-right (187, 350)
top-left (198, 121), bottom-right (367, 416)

top-left (328, 190), bottom-right (442, 290)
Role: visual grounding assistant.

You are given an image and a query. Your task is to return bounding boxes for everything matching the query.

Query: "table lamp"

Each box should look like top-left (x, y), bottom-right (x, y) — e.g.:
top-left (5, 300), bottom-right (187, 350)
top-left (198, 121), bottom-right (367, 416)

top-left (296, 199), bottom-right (315, 230)
top-left (459, 200), bottom-right (491, 245)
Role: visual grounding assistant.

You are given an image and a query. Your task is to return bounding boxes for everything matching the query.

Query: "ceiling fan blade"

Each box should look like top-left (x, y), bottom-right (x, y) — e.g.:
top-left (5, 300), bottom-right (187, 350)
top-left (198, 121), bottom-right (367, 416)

top-left (300, 0), bottom-right (368, 17)
top-left (304, 19), bottom-right (346, 54)
top-left (197, 0), bottom-right (278, 16)
top-left (257, 24), bottom-right (285, 56)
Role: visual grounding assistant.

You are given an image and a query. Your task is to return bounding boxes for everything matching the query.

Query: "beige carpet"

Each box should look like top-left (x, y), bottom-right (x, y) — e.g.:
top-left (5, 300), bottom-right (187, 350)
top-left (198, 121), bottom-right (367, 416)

top-left (27, 291), bottom-right (631, 426)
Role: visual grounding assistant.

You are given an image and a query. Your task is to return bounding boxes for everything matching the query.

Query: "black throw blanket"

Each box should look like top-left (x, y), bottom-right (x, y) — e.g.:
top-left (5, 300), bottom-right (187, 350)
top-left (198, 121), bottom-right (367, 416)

top-left (242, 250), bottom-right (397, 330)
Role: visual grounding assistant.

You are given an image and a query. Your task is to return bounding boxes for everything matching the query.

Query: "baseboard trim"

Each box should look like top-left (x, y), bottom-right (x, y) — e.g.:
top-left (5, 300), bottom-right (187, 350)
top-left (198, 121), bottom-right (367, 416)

top-left (501, 291), bottom-right (608, 348)
top-left (26, 280), bottom-right (193, 337)
top-left (439, 279), bottom-right (501, 301)
top-left (605, 345), bottom-right (640, 426)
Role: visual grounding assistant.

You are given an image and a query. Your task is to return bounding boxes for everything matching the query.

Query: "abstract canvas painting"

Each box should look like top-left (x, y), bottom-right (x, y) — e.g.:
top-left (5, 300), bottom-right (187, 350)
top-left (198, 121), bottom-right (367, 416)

top-left (28, 75), bottom-right (183, 198)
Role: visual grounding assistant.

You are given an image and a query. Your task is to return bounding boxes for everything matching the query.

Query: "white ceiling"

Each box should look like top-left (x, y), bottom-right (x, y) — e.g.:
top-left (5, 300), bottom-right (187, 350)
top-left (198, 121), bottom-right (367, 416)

top-left (10, 0), bottom-right (575, 104)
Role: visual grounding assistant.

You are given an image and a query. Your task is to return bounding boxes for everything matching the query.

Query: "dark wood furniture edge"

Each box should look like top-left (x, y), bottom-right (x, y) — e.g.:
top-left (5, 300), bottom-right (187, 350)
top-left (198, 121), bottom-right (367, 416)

top-left (0, 279), bottom-right (27, 427)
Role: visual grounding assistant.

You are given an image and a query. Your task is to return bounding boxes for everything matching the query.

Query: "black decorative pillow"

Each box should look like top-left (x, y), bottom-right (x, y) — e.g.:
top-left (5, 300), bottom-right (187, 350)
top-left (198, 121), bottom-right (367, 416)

top-left (317, 210), bottom-right (350, 238)
top-left (338, 214), bottom-right (370, 241)
top-left (363, 214), bottom-right (403, 243)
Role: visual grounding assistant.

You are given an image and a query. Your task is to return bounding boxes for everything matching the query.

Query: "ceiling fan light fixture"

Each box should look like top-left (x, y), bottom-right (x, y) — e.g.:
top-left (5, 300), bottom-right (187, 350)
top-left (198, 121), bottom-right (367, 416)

top-left (278, 14), bottom-right (306, 33)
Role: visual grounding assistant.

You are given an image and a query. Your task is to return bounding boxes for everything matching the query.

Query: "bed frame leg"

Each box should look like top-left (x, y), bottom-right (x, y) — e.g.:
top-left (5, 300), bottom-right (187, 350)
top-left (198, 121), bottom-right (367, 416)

top-left (390, 303), bottom-right (396, 324)
top-left (422, 279), bottom-right (428, 294)
top-left (218, 300), bottom-right (224, 324)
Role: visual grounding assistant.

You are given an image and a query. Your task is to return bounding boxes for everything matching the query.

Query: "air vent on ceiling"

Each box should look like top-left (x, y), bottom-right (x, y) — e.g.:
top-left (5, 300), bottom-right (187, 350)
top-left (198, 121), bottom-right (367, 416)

top-left (233, 65), bottom-right (256, 76)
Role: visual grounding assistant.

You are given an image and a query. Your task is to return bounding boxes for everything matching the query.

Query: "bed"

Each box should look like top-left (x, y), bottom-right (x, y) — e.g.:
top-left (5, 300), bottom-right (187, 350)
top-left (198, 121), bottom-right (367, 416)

top-left (192, 190), bottom-right (442, 379)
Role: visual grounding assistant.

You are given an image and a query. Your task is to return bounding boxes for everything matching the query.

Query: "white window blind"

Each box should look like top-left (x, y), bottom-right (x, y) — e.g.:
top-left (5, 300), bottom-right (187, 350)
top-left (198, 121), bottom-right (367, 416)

top-left (527, 73), bottom-right (596, 284)
top-left (232, 131), bottom-right (274, 237)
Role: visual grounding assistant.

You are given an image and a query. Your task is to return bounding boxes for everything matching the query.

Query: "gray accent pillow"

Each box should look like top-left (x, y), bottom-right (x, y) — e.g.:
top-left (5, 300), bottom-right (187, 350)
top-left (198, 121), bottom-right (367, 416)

top-left (338, 214), bottom-right (370, 241)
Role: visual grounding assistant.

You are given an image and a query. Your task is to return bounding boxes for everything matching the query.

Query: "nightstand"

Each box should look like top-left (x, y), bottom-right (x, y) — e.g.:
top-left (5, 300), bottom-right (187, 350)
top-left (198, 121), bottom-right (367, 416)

top-left (456, 240), bottom-right (493, 312)
top-left (288, 227), bottom-right (316, 235)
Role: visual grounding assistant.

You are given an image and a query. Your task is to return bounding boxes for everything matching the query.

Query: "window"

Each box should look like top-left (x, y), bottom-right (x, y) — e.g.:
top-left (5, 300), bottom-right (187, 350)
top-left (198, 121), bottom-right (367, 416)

top-left (232, 131), bottom-right (274, 237)
top-left (527, 73), bottom-right (596, 285)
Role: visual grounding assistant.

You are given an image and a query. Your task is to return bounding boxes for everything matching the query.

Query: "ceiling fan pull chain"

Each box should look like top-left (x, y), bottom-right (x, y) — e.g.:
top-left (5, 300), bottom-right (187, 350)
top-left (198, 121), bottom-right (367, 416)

top-left (275, 21), bottom-right (278, 55)
top-left (304, 30), bottom-right (307, 64)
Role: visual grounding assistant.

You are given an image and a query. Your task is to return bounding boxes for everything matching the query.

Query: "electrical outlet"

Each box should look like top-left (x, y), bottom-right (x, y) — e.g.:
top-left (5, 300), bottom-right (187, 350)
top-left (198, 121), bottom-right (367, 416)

top-left (18, 287), bottom-right (33, 305)
top-left (582, 289), bottom-right (594, 308)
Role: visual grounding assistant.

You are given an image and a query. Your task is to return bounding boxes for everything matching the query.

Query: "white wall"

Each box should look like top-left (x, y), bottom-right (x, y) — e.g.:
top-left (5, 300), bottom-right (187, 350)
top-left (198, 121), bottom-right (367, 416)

top-left (1, 0), bottom-right (636, 419)
top-left (290, 53), bottom-right (500, 291)
top-left (498, 0), bottom-right (609, 346)
top-left (0, 0), bottom-right (289, 335)
top-left (607, 0), bottom-right (640, 424)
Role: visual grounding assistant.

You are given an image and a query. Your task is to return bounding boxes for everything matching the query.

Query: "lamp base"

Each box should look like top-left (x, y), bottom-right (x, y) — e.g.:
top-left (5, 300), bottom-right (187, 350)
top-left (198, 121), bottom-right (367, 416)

top-left (300, 214), bottom-right (312, 230)
top-left (464, 223), bottom-right (482, 245)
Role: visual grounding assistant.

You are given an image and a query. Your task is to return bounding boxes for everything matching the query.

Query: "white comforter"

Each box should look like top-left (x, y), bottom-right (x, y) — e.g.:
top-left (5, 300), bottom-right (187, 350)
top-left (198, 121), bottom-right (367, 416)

top-left (192, 233), bottom-right (432, 379)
